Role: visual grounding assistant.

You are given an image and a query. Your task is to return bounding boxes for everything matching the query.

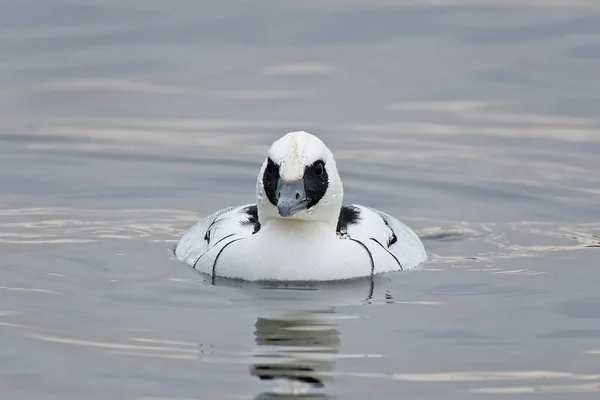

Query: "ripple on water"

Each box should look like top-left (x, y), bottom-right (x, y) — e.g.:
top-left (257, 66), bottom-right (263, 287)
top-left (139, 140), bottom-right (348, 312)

top-left (1, 206), bottom-right (598, 274)
top-left (1, 205), bottom-right (598, 398)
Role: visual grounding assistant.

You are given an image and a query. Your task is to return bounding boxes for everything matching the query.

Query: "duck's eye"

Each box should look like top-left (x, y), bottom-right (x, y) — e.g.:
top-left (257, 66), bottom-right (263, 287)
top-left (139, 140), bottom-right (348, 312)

top-left (266, 163), bottom-right (273, 175)
top-left (315, 162), bottom-right (324, 177)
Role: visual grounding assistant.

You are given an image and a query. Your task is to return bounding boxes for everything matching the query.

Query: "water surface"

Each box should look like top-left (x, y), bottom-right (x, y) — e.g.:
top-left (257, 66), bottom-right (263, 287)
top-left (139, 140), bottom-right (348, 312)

top-left (1, 1), bottom-right (600, 399)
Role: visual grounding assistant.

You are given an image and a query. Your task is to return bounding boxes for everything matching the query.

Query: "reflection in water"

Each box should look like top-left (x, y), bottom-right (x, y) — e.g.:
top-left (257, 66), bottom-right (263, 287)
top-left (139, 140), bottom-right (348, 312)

top-left (235, 279), bottom-right (379, 399)
top-left (587, 235), bottom-right (600, 248)
top-left (250, 309), bottom-right (339, 399)
top-left (253, 392), bottom-right (330, 400)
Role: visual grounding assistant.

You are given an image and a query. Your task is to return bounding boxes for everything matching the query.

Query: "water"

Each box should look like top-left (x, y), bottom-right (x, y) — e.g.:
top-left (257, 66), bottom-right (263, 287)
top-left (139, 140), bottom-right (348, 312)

top-left (1, 1), bottom-right (600, 398)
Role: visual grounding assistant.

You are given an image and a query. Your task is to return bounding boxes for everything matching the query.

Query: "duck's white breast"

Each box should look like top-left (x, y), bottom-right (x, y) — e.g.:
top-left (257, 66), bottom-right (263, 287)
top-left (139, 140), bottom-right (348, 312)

top-left (195, 221), bottom-right (397, 281)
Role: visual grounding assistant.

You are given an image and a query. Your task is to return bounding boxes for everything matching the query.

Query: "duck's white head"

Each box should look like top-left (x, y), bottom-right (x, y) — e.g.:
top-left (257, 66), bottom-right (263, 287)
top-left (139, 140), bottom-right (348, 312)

top-left (256, 131), bottom-right (343, 226)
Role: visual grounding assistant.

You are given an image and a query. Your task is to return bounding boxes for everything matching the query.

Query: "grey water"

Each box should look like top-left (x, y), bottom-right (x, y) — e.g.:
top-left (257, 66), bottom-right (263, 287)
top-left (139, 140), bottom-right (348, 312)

top-left (1, 1), bottom-right (600, 399)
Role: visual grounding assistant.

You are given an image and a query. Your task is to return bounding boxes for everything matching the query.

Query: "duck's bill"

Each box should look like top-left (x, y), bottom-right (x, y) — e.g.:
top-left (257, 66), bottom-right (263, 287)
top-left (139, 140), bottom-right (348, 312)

top-left (276, 179), bottom-right (310, 217)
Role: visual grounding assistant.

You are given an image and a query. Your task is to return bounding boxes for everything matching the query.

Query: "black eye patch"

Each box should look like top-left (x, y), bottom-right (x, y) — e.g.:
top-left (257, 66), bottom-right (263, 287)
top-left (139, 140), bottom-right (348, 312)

top-left (262, 158), bottom-right (280, 207)
top-left (303, 160), bottom-right (328, 209)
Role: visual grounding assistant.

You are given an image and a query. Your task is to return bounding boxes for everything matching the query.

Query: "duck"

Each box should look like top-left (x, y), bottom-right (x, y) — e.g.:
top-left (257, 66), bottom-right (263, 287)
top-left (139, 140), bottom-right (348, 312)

top-left (175, 130), bottom-right (428, 281)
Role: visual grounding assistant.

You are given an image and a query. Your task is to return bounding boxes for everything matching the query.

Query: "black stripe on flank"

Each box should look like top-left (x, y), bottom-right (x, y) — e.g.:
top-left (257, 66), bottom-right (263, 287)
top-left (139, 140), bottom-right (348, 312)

top-left (370, 238), bottom-right (403, 271)
top-left (192, 233), bottom-right (236, 269)
top-left (349, 238), bottom-right (375, 276)
top-left (211, 237), bottom-right (244, 284)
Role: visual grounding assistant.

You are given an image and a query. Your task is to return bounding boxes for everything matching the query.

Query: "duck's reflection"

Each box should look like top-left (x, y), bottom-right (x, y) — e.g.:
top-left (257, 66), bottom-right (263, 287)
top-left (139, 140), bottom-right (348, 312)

top-left (209, 275), bottom-right (387, 398)
top-left (250, 308), bottom-right (339, 398)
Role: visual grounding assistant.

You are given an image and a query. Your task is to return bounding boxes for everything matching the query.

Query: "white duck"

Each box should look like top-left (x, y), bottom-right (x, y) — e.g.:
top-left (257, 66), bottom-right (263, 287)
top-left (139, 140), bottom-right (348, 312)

top-left (175, 131), bottom-right (427, 281)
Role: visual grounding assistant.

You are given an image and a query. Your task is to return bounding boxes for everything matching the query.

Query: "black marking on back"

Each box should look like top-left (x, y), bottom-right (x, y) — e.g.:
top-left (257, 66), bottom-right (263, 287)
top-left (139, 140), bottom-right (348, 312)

top-left (380, 215), bottom-right (398, 246)
top-left (240, 205), bottom-right (261, 234)
top-left (211, 237), bottom-right (244, 284)
top-left (370, 238), bottom-right (403, 271)
top-left (349, 238), bottom-right (375, 276)
top-left (262, 158), bottom-right (280, 207)
top-left (303, 160), bottom-right (328, 209)
top-left (204, 217), bottom-right (218, 243)
top-left (336, 205), bottom-right (361, 234)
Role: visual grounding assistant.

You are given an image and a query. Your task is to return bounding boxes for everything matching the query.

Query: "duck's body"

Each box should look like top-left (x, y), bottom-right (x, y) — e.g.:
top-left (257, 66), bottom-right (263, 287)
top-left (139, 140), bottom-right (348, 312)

top-left (175, 131), bottom-right (428, 281)
top-left (176, 204), bottom-right (427, 281)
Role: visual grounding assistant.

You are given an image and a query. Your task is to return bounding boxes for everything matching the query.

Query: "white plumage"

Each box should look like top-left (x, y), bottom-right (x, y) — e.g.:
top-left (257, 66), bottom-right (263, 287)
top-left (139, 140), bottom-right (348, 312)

top-left (175, 131), bottom-right (428, 281)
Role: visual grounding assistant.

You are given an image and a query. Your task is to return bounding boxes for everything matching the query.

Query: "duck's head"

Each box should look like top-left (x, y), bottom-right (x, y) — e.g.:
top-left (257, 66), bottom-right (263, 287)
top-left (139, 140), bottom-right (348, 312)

top-left (256, 131), bottom-right (343, 226)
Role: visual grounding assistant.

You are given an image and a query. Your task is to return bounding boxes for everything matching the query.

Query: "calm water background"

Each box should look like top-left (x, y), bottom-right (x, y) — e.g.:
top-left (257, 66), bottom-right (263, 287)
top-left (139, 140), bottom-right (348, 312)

top-left (1, 1), bottom-right (600, 399)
